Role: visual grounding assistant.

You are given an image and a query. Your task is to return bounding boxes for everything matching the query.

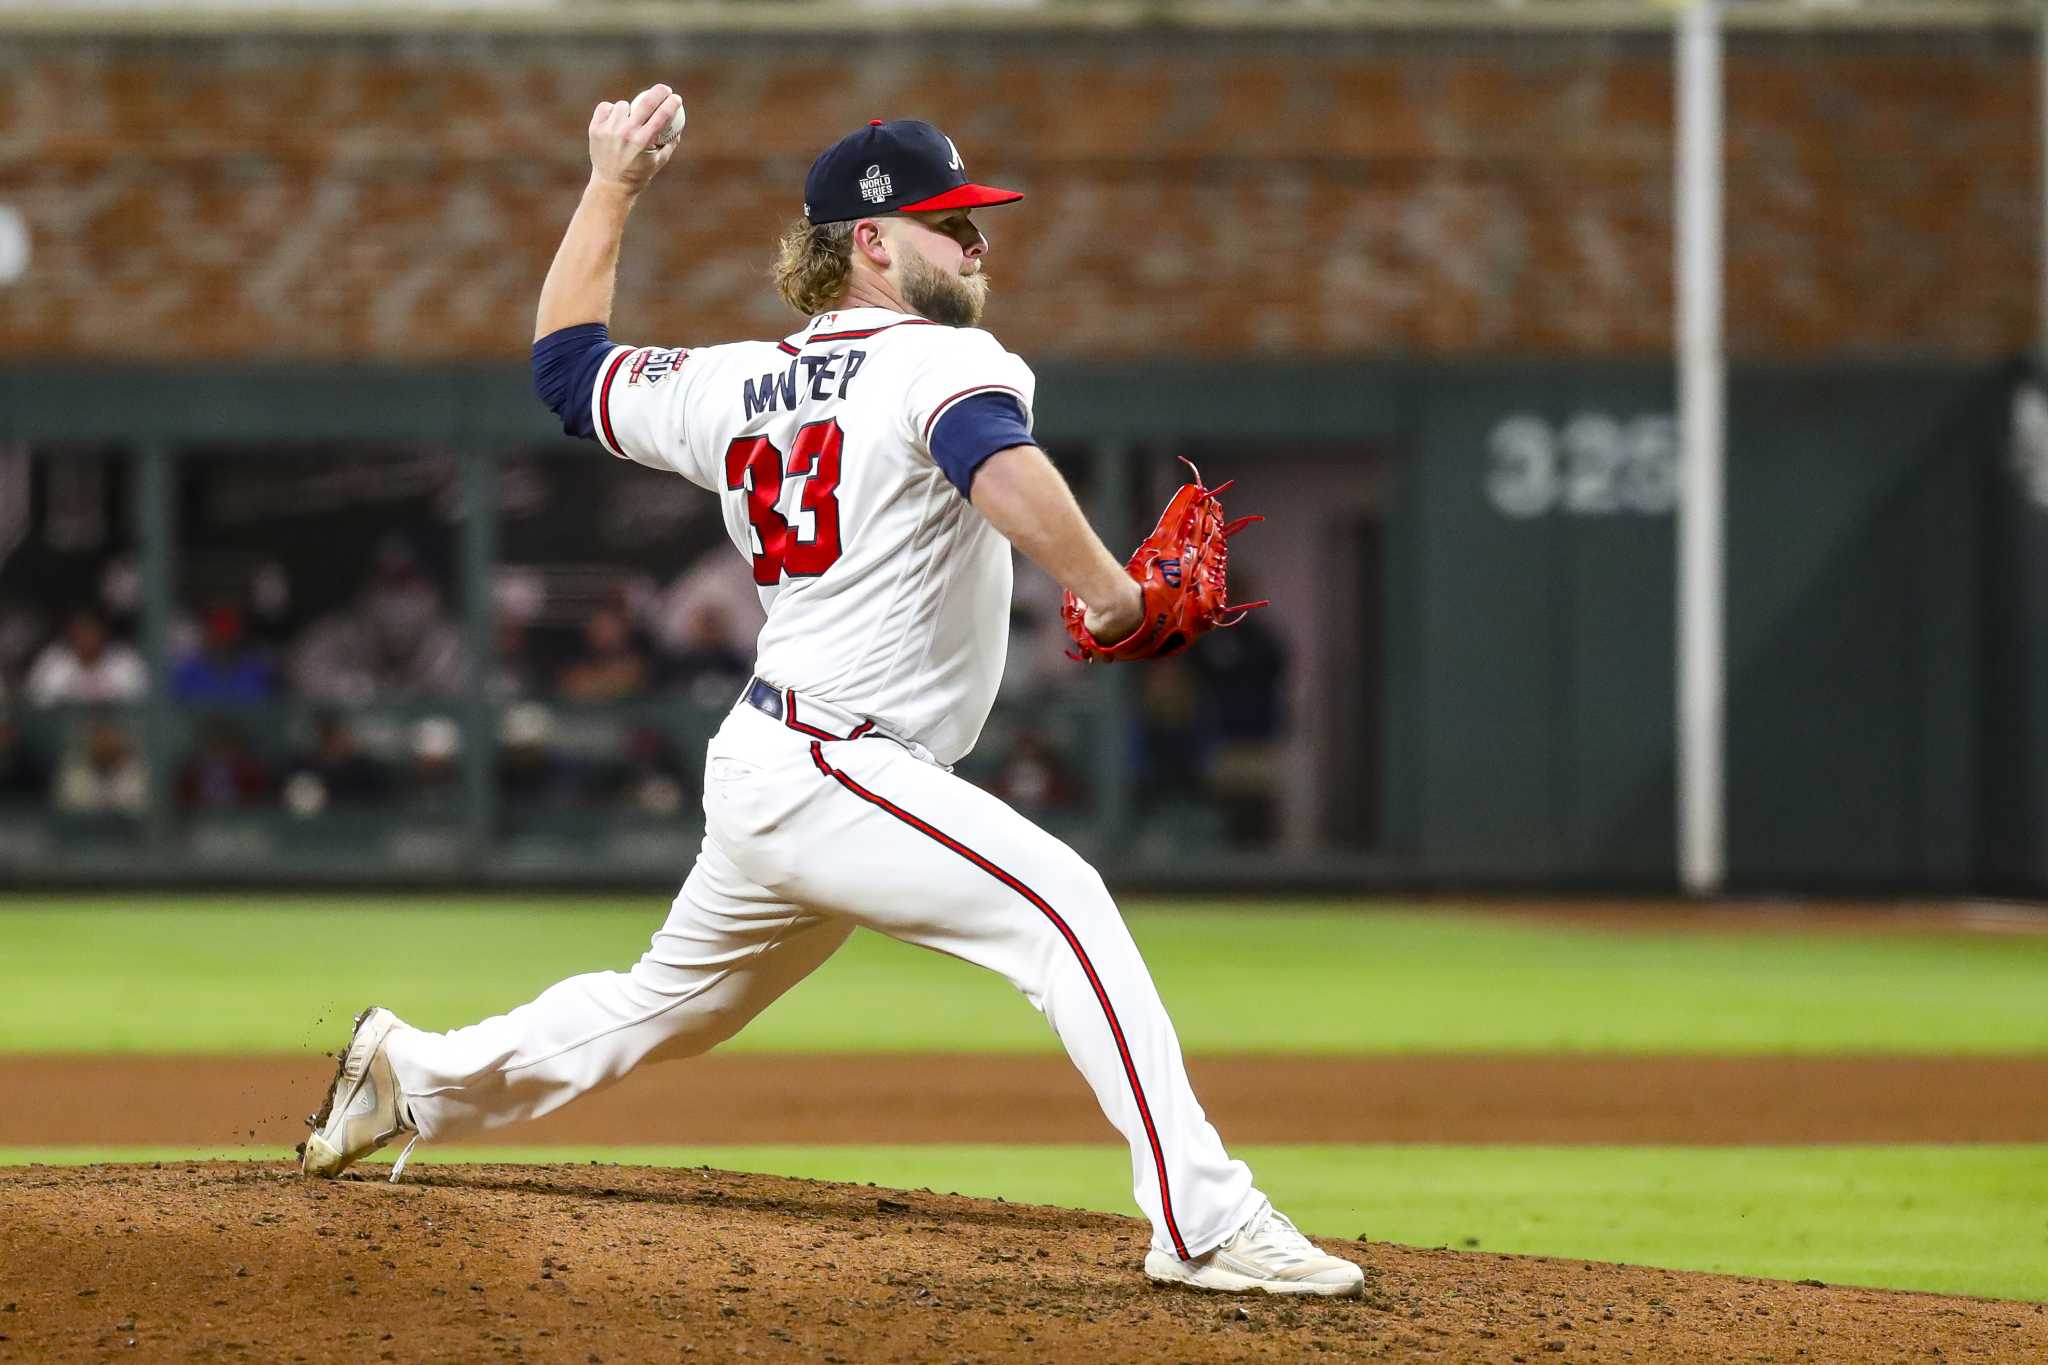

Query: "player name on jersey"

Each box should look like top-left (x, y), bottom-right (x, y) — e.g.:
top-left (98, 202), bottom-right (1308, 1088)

top-left (743, 349), bottom-right (868, 420)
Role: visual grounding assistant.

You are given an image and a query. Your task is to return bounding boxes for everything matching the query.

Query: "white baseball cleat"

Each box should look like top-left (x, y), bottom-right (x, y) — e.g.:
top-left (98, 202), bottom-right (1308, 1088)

top-left (299, 1006), bottom-right (421, 1182)
top-left (1144, 1200), bottom-right (1366, 1297)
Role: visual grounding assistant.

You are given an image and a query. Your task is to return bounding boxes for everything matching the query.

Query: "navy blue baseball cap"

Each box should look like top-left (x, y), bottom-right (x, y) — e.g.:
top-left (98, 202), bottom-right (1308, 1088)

top-left (803, 119), bottom-right (1023, 225)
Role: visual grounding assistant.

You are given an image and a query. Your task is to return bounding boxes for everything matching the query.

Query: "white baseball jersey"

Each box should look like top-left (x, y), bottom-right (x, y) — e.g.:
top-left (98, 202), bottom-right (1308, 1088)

top-left (590, 307), bottom-right (1034, 765)
top-left (391, 314), bottom-right (1271, 1271)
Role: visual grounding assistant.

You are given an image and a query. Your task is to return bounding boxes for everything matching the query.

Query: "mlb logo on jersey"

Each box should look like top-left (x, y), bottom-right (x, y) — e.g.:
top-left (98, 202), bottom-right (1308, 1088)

top-left (859, 164), bottom-right (894, 204)
top-left (628, 347), bottom-right (688, 387)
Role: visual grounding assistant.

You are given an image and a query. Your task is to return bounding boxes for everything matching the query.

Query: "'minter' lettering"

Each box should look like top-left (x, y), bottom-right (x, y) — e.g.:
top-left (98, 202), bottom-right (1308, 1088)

top-left (743, 348), bottom-right (867, 418)
top-left (742, 362), bottom-right (798, 420)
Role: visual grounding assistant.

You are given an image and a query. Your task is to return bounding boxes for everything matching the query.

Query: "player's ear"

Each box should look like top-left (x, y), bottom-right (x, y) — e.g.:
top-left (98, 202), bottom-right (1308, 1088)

top-left (852, 218), bottom-right (892, 271)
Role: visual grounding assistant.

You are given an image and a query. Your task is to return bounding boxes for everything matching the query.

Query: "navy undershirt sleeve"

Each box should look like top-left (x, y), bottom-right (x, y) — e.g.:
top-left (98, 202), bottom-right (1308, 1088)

top-left (532, 323), bottom-right (616, 441)
top-left (928, 392), bottom-right (1034, 498)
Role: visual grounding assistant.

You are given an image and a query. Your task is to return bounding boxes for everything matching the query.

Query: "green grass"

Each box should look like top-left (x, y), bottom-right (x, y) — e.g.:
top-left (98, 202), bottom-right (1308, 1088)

top-left (4, 897), bottom-right (2047, 1054)
top-left (12, 899), bottom-right (2040, 1303)
top-left (7, 1144), bottom-right (2043, 1302)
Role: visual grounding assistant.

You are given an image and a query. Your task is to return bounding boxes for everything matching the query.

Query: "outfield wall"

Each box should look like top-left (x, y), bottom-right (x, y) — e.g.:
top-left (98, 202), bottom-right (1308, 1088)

top-left (0, 358), bottom-right (2034, 892)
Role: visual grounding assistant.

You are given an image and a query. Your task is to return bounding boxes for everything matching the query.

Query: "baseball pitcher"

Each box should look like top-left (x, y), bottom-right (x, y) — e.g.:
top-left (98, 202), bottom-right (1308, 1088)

top-left (300, 85), bottom-right (1362, 1298)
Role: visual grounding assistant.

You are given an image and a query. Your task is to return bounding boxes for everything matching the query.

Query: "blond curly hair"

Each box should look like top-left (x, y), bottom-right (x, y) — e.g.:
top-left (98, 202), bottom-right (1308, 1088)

top-left (772, 218), bottom-right (856, 317)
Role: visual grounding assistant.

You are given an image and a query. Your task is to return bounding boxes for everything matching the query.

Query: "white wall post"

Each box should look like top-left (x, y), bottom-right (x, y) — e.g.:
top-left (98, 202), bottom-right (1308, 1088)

top-left (1677, 0), bottom-right (1727, 894)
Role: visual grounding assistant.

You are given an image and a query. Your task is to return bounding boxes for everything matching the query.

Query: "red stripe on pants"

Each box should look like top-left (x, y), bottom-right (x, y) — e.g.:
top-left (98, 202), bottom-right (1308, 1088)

top-left (807, 741), bottom-right (1191, 1261)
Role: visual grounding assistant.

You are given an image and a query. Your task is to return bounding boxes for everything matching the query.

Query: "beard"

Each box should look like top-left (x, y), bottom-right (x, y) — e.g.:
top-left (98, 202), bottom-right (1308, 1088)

top-left (901, 251), bottom-right (990, 328)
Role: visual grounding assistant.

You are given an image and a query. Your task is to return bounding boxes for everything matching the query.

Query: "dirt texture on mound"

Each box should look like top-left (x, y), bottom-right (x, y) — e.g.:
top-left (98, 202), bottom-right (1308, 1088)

top-left (1, 1163), bottom-right (2041, 1364)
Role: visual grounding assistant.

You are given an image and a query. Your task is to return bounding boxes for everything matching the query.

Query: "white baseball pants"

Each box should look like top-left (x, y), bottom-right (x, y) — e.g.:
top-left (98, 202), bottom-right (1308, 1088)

top-left (384, 694), bottom-right (1264, 1260)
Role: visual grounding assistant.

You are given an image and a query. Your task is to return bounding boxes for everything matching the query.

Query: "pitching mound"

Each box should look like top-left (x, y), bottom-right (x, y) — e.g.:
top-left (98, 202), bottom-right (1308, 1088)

top-left (1, 1164), bottom-right (2040, 1363)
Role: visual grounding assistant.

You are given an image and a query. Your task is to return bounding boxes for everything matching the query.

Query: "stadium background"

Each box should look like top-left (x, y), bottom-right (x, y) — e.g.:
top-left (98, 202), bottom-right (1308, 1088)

top-left (2, 1), bottom-right (2047, 1358)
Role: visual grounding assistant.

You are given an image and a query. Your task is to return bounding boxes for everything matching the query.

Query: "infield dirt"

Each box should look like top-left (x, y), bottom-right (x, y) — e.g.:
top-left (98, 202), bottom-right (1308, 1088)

top-left (7, 1053), bottom-right (2048, 1148)
top-left (3, 1161), bottom-right (2043, 1364)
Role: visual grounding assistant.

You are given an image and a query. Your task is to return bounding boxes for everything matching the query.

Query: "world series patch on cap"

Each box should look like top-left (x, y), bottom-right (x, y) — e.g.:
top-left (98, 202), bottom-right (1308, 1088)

top-left (803, 119), bottom-right (1023, 225)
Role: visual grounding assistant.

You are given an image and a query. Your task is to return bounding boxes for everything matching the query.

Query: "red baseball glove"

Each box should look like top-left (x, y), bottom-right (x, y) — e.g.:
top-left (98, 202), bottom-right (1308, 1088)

top-left (1062, 460), bottom-right (1268, 663)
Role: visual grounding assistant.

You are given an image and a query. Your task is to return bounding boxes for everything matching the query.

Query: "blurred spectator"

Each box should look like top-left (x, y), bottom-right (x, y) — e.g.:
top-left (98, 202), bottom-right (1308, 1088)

top-left (492, 568), bottom-right (546, 701)
top-left (1191, 611), bottom-right (1288, 744)
top-left (246, 559), bottom-right (296, 655)
top-left (661, 601), bottom-right (750, 707)
top-left (557, 606), bottom-right (651, 701)
top-left (0, 711), bottom-right (49, 805)
top-left (0, 602), bottom-right (44, 697)
top-left (989, 727), bottom-right (1081, 814)
top-left (176, 718), bottom-right (273, 810)
top-left (52, 716), bottom-right (146, 815)
top-left (25, 610), bottom-right (146, 707)
top-left (281, 711), bottom-right (392, 817)
top-left (648, 546), bottom-right (764, 658)
top-left (402, 715), bottom-right (464, 815)
top-left (1190, 611), bottom-right (1289, 846)
top-left (98, 555), bottom-right (142, 640)
top-left (585, 724), bottom-right (688, 816)
top-left (290, 538), bottom-right (462, 703)
top-left (497, 702), bottom-right (575, 806)
top-left (491, 614), bottom-right (544, 702)
top-left (1134, 661), bottom-right (1206, 804)
top-left (171, 604), bottom-right (278, 703)
top-left (998, 555), bottom-right (1082, 702)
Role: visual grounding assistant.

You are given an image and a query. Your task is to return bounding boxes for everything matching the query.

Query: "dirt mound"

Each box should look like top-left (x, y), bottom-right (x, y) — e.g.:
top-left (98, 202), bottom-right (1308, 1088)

top-left (1, 1163), bottom-right (2040, 1363)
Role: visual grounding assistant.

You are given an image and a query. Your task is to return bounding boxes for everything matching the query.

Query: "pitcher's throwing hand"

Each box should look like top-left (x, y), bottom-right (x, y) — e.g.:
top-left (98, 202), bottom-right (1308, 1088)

top-left (589, 83), bottom-right (684, 190)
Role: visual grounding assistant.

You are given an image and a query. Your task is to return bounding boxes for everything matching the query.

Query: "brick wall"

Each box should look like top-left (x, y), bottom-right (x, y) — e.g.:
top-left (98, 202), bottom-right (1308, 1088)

top-left (0, 28), bottom-right (2034, 361)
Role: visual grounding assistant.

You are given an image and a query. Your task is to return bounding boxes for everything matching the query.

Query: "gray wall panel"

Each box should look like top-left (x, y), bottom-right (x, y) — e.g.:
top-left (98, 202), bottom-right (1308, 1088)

top-left (1724, 365), bottom-right (1993, 888)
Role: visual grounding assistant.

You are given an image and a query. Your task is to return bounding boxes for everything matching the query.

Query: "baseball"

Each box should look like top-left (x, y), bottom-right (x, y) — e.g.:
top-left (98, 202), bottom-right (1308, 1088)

top-left (651, 100), bottom-right (686, 148)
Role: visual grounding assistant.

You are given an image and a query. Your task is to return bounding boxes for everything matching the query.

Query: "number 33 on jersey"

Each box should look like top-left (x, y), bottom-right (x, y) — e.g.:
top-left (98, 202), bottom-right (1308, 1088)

top-left (588, 308), bottom-right (1037, 766)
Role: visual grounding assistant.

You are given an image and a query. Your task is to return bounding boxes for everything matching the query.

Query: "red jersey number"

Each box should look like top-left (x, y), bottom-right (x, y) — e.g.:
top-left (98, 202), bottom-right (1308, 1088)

top-left (723, 418), bottom-right (846, 585)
